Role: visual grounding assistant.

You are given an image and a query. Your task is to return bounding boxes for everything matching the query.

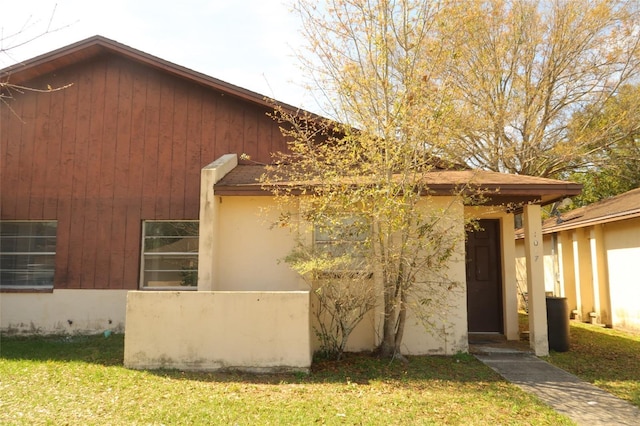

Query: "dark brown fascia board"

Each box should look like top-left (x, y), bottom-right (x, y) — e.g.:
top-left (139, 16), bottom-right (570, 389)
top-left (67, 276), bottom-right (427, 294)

top-left (0, 35), bottom-right (312, 116)
top-left (541, 208), bottom-right (640, 235)
top-left (213, 182), bottom-right (581, 205)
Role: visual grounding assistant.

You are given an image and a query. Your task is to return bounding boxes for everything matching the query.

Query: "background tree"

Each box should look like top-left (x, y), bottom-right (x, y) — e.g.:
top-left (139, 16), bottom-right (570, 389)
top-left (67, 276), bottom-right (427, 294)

top-left (264, 0), bottom-right (470, 359)
top-left (567, 84), bottom-right (640, 206)
top-left (439, 0), bottom-right (640, 178)
top-left (1, 6), bottom-right (71, 113)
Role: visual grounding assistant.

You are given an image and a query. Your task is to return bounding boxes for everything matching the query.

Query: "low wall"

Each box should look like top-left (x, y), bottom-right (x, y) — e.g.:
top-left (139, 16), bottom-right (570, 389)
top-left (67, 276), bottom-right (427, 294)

top-left (1, 289), bottom-right (128, 335)
top-left (124, 291), bottom-right (312, 372)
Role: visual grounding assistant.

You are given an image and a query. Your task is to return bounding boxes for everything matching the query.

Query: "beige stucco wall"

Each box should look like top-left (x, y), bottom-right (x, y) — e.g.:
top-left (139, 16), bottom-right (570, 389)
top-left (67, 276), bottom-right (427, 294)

top-left (216, 197), bottom-right (303, 291)
top-left (204, 193), bottom-right (473, 355)
top-left (515, 216), bottom-right (640, 332)
top-left (514, 235), bottom-right (557, 295)
top-left (124, 291), bottom-right (312, 372)
top-left (604, 218), bottom-right (640, 332)
top-left (401, 197), bottom-right (468, 355)
top-left (0, 290), bottom-right (128, 334)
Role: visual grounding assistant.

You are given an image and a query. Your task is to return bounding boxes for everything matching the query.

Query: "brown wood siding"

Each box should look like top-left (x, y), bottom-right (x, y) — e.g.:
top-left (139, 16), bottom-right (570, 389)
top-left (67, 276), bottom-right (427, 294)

top-left (1, 52), bottom-right (291, 290)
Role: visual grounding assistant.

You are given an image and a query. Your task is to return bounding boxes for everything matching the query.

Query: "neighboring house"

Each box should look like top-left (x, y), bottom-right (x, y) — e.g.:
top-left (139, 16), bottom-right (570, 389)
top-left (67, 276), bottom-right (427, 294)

top-left (515, 188), bottom-right (640, 333)
top-left (1, 36), bottom-right (581, 371)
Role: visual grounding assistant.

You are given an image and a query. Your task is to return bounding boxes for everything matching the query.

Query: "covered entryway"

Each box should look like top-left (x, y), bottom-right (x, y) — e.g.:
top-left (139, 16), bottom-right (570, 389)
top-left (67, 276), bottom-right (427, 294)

top-left (466, 219), bottom-right (503, 333)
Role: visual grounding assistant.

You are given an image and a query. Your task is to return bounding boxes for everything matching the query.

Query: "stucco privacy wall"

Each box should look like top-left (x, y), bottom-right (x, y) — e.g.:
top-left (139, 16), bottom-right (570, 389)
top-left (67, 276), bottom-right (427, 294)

top-left (602, 218), bottom-right (640, 331)
top-left (1, 290), bottom-right (128, 334)
top-left (124, 291), bottom-right (312, 372)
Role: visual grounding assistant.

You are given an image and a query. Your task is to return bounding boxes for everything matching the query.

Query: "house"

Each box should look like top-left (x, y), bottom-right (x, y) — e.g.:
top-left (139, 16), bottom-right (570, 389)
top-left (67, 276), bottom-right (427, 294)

top-left (515, 187), bottom-right (640, 333)
top-left (1, 36), bottom-right (581, 371)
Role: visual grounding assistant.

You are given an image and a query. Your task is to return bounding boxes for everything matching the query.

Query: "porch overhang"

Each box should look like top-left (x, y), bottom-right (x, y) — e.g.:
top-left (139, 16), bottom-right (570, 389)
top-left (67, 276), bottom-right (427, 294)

top-left (213, 165), bottom-right (582, 208)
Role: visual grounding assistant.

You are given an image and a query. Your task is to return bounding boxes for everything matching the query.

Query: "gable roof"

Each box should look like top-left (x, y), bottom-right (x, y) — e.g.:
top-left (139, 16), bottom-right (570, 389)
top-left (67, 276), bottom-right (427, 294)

top-left (530, 187), bottom-right (640, 235)
top-left (0, 35), bottom-right (304, 115)
top-left (214, 164), bottom-right (582, 207)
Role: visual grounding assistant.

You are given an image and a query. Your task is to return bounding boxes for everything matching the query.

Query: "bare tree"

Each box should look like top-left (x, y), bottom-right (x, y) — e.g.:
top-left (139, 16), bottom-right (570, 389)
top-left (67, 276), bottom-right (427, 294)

top-left (263, 0), bottom-right (473, 359)
top-left (440, 0), bottom-right (640, 177)
top-left (1, 6), bottom-right (74, 113)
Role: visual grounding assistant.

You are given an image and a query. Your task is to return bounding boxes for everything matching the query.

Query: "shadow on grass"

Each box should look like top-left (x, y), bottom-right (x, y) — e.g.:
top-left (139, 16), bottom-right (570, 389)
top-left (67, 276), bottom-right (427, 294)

top-left (0, 333), bottom-right (124, 366)
top-left (148, 351), bottom-right (504, 386)
top-left (1, 333), bottom-right (503, 386)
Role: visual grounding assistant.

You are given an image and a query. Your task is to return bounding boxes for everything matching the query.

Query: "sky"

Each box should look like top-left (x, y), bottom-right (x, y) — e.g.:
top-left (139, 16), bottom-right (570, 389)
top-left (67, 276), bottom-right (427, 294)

top-left (1, 0), bottom-right (318, 112)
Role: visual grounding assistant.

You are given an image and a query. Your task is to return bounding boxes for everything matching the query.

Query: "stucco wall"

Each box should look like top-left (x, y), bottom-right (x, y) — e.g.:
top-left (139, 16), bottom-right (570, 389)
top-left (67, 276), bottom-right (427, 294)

top-left (514, 235), bottom-right (557, 295)
top-left (0, 290), bottom-right (128, 334)
top-left (604, 218), bottom-right (640, 332)
top-left (515, 216), bottom-right (640, 332)
top-left (204, 194), bottom-right (473, 355)
top-left (216, 197), bottom-right (303, 291)
top-left (124, 291), bottom-right (312, 372)
top-left (401, 197), bottom-right (468, 355)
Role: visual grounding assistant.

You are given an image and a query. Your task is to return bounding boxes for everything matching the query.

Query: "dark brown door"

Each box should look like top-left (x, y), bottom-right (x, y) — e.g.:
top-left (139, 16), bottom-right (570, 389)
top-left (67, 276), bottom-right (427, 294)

top-left (466, 219), bottom-right (503, 333)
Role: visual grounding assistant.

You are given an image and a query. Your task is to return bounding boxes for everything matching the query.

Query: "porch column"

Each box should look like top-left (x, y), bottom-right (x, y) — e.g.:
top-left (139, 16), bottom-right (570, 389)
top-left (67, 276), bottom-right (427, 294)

top-left (197, 154), bottom-right (238, 291)
top-left (589, 225), bottom-right (612, 326)
top-left (523, 204), bottom-right (549, 356)
top-left (572, 231), bottom-right (583, 321)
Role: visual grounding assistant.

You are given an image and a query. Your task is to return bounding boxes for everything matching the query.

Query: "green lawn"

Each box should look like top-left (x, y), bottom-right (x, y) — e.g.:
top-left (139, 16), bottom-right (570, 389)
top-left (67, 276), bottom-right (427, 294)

top-left (545, 320), bottom-right (640, 408)
top-left (0, 334), bottom-right (571, 425)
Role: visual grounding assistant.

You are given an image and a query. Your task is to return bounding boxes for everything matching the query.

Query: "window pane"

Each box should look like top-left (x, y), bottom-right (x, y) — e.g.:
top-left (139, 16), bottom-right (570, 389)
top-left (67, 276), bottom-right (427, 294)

top-left (143, 270), bottom-right (197, 287)
top-left (144, 236), bottom-right (199, 253)
top-left (0, 221), bottom-right (56, 288)
top-left (144, 222), bottom-right (198, 237)
top-left (141, 221), bottom-right (198, 288)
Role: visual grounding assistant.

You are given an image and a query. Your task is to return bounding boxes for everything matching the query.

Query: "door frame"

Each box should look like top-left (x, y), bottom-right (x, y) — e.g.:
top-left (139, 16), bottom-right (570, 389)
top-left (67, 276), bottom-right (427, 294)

top-left (466, 218), bottom-right (504, 334)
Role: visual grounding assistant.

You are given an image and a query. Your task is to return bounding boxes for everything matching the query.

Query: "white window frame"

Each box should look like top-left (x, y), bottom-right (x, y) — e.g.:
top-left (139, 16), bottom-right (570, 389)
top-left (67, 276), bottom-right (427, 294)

top-left (140, 220), bottom-right (199, 290)
top-left (0, 220), bottom-right (57, 289)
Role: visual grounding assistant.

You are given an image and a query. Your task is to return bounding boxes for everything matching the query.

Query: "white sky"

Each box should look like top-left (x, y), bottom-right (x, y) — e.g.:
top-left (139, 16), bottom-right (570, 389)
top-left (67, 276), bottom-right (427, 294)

top-left (1, 0), bottom-right (319, 112)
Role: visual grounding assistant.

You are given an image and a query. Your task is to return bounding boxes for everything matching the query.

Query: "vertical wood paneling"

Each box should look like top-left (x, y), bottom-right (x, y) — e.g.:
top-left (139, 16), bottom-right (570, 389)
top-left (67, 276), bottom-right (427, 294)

top-left (28, 91), bottom-right (50, 218)
top-left (243, 108), bottom-right (259, 160)
top-left (185, 86), bottom-right (203, 218)
top-left (215, 95), bottom-right (231, 158)
top-left (109, 61), bottom-right (134, 289)
top-left (257, 110), bottom-right (275, 164)
top-left (14, 94), bottom-right (37, 218)
top-left (95, 59), bottom-right (121, 288)
top-left (0, 94), bottom-right (22, 218)
top-left (122, 69), bottom-right (147, 289)
top-left (230, 100), bottom-right (244, 159)
top-left (42, 82), bottom-right (64, 219)
top-left (169, 82), bottom-right (188, 219)
top-left (155, 77), bottom-right (175, 219)
top-left (81, 60), bottom-right (107, 288)
top-left (2, 51), bottom-right (296, 290)
top-left (67, 65), bottom-right (93, 288)
top-left (140, 72), bottom-right (161, 220)
top-left (200, 93), bottom-right (216, 166)
top-left (54, 70), bottom-right (79, 289)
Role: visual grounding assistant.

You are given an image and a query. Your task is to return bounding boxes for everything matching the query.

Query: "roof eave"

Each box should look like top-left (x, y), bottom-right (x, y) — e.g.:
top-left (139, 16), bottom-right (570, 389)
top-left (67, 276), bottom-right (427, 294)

top-left (0, 35), bottom-right (308, 115)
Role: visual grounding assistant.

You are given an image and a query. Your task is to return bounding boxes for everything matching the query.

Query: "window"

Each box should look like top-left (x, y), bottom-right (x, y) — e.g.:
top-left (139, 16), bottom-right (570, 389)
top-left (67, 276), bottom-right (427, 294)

top-left (141, 221), bottom-right (199, 289)
top-left (314, 216), bottom-right (369, 271)
top-left (0, 221), bottom-right (57, 288)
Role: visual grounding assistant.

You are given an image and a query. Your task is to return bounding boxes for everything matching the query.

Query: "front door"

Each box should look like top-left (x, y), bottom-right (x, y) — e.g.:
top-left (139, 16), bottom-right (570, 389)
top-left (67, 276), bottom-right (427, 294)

top-left (466, 219), bottom-right (503, 333)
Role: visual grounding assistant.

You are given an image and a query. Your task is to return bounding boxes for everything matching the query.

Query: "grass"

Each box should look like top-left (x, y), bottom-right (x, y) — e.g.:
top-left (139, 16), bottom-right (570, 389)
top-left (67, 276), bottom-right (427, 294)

top-left (544, 321), bottom-right (640, 408)
top-left (0, 334), bottom-right (571, 425)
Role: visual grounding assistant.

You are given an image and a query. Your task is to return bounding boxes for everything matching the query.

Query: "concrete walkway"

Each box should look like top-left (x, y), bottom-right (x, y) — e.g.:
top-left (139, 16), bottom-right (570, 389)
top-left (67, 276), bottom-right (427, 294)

top-left (474, 348), bottom-right (640, 426)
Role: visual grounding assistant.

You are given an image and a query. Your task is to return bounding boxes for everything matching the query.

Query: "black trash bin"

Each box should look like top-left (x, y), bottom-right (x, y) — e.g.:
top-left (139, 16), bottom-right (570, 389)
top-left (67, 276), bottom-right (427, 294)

top-left (546, 296), bottom-right (570, 352)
